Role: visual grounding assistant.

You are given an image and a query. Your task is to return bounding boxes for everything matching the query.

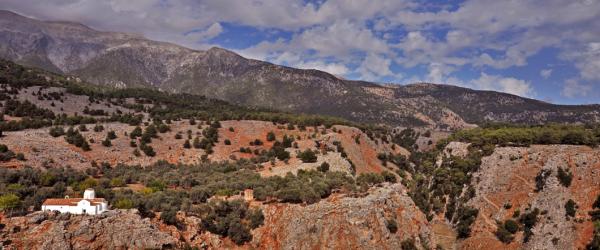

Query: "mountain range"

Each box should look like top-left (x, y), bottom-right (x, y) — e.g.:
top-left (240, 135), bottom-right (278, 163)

top-left (1, 10), bottom-right (599, 129)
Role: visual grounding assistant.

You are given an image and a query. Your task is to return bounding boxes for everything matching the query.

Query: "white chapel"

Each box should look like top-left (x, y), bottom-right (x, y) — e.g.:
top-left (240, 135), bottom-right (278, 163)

top-left (41, 188), bottom-right (108, 215)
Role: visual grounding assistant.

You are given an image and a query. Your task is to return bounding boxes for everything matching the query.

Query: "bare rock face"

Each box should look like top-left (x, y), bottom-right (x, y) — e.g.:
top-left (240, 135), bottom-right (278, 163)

top-left (251, 183), bottom-right (434, 250)
top-left (462, 145), bottom-right (600, 250)
top-left (1, 210), bottom-right (176, 249)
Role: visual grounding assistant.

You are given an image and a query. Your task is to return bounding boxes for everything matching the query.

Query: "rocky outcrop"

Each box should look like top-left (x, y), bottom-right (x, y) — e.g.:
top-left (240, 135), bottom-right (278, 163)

top-left (251, 183), bottom-right (434, 250)
top-left (461, 145), bottom-right (600, 250)
top-left (0, 210), bottom-right (176, 249)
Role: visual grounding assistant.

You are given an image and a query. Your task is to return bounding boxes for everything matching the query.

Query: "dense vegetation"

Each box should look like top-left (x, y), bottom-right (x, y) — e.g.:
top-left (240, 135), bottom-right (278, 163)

top-left (450, 124), bottom-right (600, 147)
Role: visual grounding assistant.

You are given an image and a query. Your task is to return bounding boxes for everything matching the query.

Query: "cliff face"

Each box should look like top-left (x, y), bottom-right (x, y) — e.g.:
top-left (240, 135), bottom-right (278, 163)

top-left (460, 144), bottom-right (600, 249)
top-left (251, 183), bottom-right (433, 250)
top-left (0, 210), bottom-right (176, 250)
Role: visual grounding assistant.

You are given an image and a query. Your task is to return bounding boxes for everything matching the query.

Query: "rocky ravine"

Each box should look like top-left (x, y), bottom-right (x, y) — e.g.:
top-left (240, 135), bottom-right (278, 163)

top-left (461, 144), bottom-right (600, 250)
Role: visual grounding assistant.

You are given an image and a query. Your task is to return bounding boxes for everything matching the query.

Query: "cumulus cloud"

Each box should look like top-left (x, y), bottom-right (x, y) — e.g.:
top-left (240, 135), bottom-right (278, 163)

top-left (561, 79), bottom-right (593, 98)
top-left (540, 69), bottom-right (553, 79)
top-left (357, 53), bottom-right (396, 80)
top-left (469, 73), bottom-right (534, 97)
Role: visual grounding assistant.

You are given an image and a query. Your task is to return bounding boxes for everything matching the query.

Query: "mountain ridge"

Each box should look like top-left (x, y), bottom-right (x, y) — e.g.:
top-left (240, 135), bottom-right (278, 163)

top-left (1, 10), bottom-right (599, 128)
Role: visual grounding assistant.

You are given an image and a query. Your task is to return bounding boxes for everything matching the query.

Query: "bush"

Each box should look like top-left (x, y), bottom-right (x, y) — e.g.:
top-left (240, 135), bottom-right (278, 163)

top-left (386, 218), bottom-right (398, 233)
top-left (0, 194), bottom-right (21, 212)
top-left (93, 124), bottom-right (104, 132)
top-left (495, 225), bottom-right (514, 243)
top-left (317, 162), bottom-right (330, 172)
top-left (400, 238), bottom-right (417, 250)
top-left (183, 140), bottom-right (191, 149)
top-left (504, 219), bottom-right (519, 234)
top-left (107, 131), bottom-right (117, 140)
top-left (298, 149), bottom-right (317, 163)
top-left (78, 124), bottom-right (88, 132)
top-left (130, 127), bottom-right (142, 139)
top-left (535, 169), bottom-right (551, 192)
top-left (160, 209), bottom-right (178, 226)
top-left (357, 173), bottom-right (384, 186)
top-left (114, 198), bottom-right (134, 209)
top-left (224, 139), bottom-right (231, 145)
top-left (266, 131), bottom-right (276, 141)
top-left (200, 200), bottom-right (261, 245)
top-left (557, 168), bottom-right (573, 187)
top-left (140, 144), bottom-right (156, 157)
top-left (15, 153), bottom-right (25, 161)
top-left (381, 171), bottom-right (397, 183)
top-left (520, 208), bottom-right (540, 242)
top-left (565, 199), bottom-right (577, 218)
top-left (102, 138), bottom-right (112, 147)
top-left (49, 127), bottom-right (65, 137)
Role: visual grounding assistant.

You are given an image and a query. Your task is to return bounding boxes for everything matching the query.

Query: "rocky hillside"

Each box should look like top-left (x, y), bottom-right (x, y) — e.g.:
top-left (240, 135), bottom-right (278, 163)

top-left (2, 10), bottom-right (599, 128)
top-left (0, 184), bottom-right (434, 250)
top-left (461, 144), bottom-right (600, 250)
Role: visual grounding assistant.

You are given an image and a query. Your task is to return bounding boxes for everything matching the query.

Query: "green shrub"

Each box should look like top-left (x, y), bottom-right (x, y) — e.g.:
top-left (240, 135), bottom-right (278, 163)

top-left (386, 218), bottom-right (398, 233)
top-left (565, 199), bottom-right (577, 218)
top-left (266, 131), bottom-right (276, 141)
top-left (557, 167), bottom-right (573, 187)
top-left (495, 225), bottom-right (514, 243)
top-left (49, 126), bottom-right (65, 137)
top-left (107, 131), bottom-right (117, 140)
top-left (114, 198), bottom-right (134, 209)
top-left (504, 219), bottom-right (519, 234)
top-left (298, 149), bottom-right (317, 163)
top-left (317, 162), bottom-right (330, 172)
top-left (160, 209), bottom-right (178, 226)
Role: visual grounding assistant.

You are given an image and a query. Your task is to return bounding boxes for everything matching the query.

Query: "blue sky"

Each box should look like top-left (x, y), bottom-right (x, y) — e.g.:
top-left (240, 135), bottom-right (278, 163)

top-left (4, 0), bottom-right (600, 104)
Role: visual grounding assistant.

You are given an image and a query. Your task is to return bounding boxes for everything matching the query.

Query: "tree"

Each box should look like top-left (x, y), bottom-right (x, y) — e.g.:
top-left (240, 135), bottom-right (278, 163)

top-left (49, 126), bottom-right (65, 137)
top-left (183, 140), bottom-right (191, 149)
top-left (0, 194), bottom-right (21, 215)
top-left (102, 137), bottom-right (112, 147)
top-left (298, 149), bottom-right (317, 163)
top-left (114, 198), bottom-right (134, 209)
top-left (140, 144), bottom-right (156, 157)
top-left (557, 167), bottom-right (573, 187)
top-left (504, 219), bottom-right (519, 234)
top-left (317, 162), bottom-right (330, 172)
top-left (93, 124), bottom-right (104, 132)
top-left (565, 199), bottom-right (577, 218)
top-left (224, 139), bottom-right (231, 145)
top-left (107, 131), bottom-right (117, 140)
top-left (266, 131), bottom-right (276, 141)
top-left (130, 126), bottom-right (142, 139)
top-left (160, 209), bottom-right (179, 226)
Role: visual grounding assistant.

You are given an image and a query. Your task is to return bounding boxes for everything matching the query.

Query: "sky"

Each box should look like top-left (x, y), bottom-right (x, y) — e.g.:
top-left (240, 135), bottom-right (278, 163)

top-left (3, 0), bottom-right (600, 104)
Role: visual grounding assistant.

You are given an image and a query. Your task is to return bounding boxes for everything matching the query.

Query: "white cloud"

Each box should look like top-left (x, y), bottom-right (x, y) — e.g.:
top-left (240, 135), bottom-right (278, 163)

top-left (561, 78), bottom-right (592, 98)
top-left (469, 73), bottom-right (534, 97)
top-left (357, 53), bottom-right (395, 80)
top-left (540, 69), bottom-right (553, 79)
top-left (296, 61), bottom-right (350, 76)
